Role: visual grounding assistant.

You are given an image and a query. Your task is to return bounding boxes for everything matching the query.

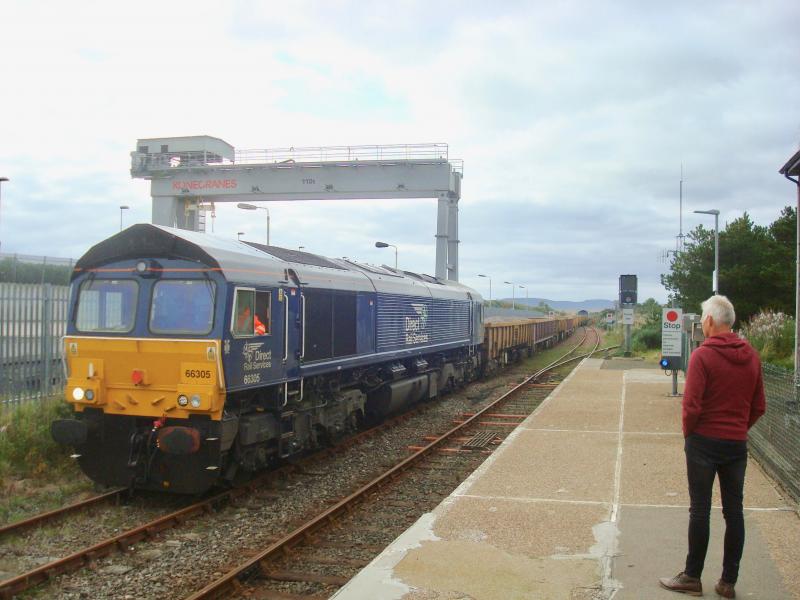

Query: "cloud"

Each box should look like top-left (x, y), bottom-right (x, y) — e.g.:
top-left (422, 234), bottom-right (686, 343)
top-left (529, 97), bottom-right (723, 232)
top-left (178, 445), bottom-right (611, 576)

top-left (1, 0), bottom-right (799, 305)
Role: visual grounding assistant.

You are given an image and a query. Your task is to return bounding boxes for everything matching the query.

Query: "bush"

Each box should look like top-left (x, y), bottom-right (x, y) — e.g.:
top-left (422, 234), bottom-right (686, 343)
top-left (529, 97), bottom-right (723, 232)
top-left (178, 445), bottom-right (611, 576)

top-left (739, 311), bottom-right (795, 368)
top-left (0, 397), bottom-right (74, 479)
top-left (632, 326), bottom-right (661, 351)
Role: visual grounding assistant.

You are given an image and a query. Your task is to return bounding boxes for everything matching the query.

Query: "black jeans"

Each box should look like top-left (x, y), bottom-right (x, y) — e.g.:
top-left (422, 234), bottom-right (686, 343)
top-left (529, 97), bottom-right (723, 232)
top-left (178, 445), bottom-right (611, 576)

top-left (684, 433), bottom-right (748, 584)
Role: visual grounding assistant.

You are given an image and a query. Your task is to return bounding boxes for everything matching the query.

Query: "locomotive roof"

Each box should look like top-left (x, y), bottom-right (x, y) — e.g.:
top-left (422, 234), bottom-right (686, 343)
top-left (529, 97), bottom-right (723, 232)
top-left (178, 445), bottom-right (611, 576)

top-left (75, 224), bottom-right (482, 301)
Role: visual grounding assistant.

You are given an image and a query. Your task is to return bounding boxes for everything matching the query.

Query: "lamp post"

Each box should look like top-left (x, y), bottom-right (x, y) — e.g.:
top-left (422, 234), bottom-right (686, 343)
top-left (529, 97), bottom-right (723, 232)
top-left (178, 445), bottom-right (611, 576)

top-left (519, 284), bottom-right (528, 310)
top-left (0, 177), bottom-right (8, 253)
top-left (237, 203), bottom-right (270, 246)
top-left (478, 274), bottom-right (492, 305)
top-left (504, 281), bottom-right (516, 310)
top-left (375, 241), bottom-right (398, 269)
top-left (119, 205), bottom-right (130, 231)
top-left (694, 209), bottom-right (720, 294)
top-left (237, 231), bottom-right (245, 241)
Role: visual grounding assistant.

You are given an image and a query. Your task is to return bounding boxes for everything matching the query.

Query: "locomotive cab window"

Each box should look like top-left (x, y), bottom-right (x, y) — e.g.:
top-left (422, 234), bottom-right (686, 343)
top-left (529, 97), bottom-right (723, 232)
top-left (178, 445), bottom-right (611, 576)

top-left (75, 279), bottom-right (138, 333)
top-left (149, 280), bottom-right (216, 335)
top-left (232, 288), bottom-right (271, 337)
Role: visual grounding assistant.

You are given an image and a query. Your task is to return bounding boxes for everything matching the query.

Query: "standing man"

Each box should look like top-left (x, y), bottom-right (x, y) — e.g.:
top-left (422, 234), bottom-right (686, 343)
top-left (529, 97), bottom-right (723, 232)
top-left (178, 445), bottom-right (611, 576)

top-left (660, 295), bottom-right (765, 598)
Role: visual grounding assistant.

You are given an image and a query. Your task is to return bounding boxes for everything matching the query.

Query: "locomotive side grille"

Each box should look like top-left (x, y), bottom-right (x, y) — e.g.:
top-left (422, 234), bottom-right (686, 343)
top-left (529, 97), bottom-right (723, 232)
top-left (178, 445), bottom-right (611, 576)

top-left (375, 293), bottom-right (471, 352)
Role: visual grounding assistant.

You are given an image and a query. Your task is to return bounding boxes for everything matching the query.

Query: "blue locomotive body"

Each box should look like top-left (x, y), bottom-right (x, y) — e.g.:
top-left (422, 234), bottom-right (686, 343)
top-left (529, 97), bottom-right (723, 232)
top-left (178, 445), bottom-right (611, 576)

top-left (54, 225), bottom-right (484, 492)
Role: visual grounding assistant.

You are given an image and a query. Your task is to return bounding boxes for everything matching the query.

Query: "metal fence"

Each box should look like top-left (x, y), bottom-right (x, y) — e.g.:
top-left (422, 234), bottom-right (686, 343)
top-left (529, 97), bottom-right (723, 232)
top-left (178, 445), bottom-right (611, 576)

top-left (0, 252), bottom-right (75, 285)
top-left (749, 363), bottom-right (800, 502)
top-left (0, 283), bottom-right (70, 405)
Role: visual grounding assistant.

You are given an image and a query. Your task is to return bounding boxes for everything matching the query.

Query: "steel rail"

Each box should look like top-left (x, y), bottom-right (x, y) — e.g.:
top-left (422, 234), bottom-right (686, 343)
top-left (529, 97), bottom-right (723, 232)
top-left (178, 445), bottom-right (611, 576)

top-left (185, 328), bottom-right (595, 600)
top-left (0, 405), bottom-right (428, 600)
top-left (0, 487), bottom-right (125, 538)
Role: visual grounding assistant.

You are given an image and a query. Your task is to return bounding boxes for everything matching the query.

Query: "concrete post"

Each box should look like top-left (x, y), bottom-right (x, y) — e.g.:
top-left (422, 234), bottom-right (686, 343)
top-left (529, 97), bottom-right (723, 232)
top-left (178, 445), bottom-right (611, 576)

top-left (435, 195), bottom-right (449, 280)
top-left (152, 197), bottom-right (179, 228)
top-left (447, 197), bottom-right (459, 281)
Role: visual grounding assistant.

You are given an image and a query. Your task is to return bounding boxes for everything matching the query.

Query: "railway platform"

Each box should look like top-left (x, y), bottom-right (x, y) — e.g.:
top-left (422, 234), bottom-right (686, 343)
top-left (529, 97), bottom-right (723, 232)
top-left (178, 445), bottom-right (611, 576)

top-left (333, 358), bottom-right (800, 599)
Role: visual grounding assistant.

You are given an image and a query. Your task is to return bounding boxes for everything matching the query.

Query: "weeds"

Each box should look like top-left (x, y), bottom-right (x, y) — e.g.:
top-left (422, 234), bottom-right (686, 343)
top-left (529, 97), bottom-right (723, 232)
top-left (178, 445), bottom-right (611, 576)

top-left (739, 311), bottom-right (795, 370)
top-left (0, 396), bottom-right (76, 480)
top-left (0, 397), bottom-right (91, 524)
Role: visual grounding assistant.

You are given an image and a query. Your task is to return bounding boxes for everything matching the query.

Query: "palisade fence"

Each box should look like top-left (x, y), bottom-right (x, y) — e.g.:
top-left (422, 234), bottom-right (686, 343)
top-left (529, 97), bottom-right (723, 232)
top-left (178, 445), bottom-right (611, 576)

top-left (749, 363), bottom-right (800, 502)
top-left (0, 283), bottom-right (71, 406)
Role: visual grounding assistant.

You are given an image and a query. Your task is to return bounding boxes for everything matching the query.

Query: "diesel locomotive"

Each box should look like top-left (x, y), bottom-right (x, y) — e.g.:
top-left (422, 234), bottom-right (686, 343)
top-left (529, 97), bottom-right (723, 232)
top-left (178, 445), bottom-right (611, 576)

top-left (51, 224), bottom-right (487, 493)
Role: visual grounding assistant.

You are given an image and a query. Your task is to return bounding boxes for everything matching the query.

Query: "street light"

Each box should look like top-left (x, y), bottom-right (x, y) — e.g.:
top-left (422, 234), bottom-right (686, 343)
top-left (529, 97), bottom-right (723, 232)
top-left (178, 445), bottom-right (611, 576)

top-left (504, 281), bottom-right (516, 310)
top-left (375, 241), bottom-right (398, 269)
top-left (694, 209), bottom-right (720, 294)
top-left (237, 203), bottom-right (270, 246)
top-left (478, 274), bottom-right (492, 305)
top-left (237, 231), bottom-right (245, 241)
top-left (518, 284), bottom-right (528, 309)
top-left (0, 177), bottom-right (8, 253)
top-left (119, 205), bottom-right (130, 232)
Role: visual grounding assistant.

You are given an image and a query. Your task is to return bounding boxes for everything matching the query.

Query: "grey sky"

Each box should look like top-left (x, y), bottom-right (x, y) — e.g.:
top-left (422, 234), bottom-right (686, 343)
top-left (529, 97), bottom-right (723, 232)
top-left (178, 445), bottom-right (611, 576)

top-left (1, 1), bottom-right (798, 302)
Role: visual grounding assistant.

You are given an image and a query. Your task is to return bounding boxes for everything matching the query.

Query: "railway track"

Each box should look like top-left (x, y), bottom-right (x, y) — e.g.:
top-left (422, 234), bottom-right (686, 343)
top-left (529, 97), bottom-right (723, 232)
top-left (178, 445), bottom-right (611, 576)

top-left (0, 487), bottom-right (125, 538)
top-left (186, 327), bottom-right (612, 600)
top-left (0, 406), bottom-right (429, 599)
top-left (0, 327), bottom-right (608, 599)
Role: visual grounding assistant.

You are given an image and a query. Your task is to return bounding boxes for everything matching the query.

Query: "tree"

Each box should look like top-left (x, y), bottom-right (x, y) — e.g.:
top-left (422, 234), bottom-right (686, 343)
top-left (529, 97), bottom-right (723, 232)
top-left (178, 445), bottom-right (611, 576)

top-left (661, 208), bottom-right (796, 323)
top-left (638, 297), bottom-right (662, 327)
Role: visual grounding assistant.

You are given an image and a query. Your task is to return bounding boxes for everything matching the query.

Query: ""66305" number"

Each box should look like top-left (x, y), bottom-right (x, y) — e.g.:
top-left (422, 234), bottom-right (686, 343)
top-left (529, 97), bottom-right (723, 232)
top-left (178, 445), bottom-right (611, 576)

top-left (185, 369), bottom-right (211, 379)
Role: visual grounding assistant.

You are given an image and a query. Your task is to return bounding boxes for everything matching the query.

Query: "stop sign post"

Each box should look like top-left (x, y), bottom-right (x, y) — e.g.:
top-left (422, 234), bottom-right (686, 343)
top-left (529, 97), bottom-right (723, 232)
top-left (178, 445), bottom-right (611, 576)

top-left (661, 307), bottom-right (684, 396)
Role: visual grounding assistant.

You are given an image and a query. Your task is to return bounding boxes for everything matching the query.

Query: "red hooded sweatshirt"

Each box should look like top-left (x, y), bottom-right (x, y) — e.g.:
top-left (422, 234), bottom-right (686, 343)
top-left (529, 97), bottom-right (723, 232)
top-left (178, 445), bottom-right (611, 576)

top-left (682, 332), bottom-right (766, 440)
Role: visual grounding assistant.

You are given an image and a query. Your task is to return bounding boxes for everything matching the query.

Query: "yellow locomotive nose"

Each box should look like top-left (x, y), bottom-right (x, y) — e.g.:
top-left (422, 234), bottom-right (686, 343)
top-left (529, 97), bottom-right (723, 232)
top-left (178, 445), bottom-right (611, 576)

top-left (64, 337), bottom-right (224, 420)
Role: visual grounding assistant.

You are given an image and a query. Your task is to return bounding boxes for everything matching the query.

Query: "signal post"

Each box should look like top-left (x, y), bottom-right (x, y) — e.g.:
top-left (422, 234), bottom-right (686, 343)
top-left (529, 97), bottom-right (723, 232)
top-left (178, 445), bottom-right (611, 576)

top-left (618, 275), bottom-right (637, 356)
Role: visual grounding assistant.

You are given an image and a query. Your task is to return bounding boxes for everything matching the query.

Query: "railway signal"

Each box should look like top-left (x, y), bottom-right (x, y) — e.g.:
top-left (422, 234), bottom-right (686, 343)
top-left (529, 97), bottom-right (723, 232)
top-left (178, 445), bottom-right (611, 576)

top-left (619, 274), bottom-right (637, 355)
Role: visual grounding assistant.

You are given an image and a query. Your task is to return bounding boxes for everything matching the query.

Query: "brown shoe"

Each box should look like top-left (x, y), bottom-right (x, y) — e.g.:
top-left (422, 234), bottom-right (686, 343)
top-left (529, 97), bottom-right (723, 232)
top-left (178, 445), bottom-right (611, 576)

top-left (715, 579), bottom-right (735, 598)
top-left (659, 571), bottom-right (703, 596)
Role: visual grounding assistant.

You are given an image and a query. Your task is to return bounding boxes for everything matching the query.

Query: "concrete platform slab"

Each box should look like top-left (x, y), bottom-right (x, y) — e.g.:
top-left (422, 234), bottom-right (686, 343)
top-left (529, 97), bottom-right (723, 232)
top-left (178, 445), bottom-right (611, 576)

top-left (433, 495), bottom-right (609, 558)
top-left (612, 505), bottom-right (794, 600)
top-left (620, 434), bottom-right (788, 509)
top-left (621, 386), bottom-right (682, 434)
top-left (394, 540), bottom-right (600, 600)
top-left (524, 369), bottom-right (621, 432)
top-left (526, 398), bottom-right (621, 432)
top-left (624, 369), bottom-right (684, 385)
top-left (619, 433), bottom-right (691, 506)
top-left (465, 429), bottom-right (618, 502)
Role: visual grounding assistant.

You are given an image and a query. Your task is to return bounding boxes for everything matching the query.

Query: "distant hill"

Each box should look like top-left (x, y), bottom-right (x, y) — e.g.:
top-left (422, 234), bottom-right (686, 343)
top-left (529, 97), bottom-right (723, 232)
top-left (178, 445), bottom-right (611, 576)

top-left (500, 297), bottom-right (615, 313)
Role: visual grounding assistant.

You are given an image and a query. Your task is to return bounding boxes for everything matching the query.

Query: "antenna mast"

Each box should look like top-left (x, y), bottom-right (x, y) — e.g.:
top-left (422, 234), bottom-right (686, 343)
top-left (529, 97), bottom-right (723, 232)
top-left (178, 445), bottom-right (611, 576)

top-left (676, 164), bottom-right (685, 253)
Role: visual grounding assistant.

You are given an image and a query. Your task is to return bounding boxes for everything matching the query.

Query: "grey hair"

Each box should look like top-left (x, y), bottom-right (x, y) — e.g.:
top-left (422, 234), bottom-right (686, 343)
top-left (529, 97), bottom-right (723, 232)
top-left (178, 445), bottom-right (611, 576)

top-left (701, 295), bottom-right (736, 326)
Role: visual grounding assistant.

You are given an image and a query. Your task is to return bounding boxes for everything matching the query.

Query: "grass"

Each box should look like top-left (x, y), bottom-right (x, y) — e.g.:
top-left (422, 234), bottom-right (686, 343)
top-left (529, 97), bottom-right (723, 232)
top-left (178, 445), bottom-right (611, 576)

top-left (0, 396), bottom-right (92, 524)
top-left (598, 324), bottom-right (661, 364)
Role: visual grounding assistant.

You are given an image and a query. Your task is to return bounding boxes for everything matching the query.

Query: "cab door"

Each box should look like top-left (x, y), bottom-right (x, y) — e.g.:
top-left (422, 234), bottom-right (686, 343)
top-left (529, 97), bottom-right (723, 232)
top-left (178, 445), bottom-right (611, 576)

top-left (227, 286), bottom-right (287, 390)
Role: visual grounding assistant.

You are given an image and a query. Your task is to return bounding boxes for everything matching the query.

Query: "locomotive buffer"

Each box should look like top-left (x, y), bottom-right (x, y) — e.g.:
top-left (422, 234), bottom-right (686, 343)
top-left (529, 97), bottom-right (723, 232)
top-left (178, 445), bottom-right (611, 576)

top-left (131, 136), bottom-right (464, 281)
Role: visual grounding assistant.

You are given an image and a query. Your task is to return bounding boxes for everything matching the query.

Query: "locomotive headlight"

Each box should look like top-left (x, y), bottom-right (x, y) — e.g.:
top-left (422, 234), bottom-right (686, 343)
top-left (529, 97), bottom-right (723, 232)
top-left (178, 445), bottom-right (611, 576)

top-left (177, 395), bottom-right (189, 407)
top-left (72, 387), bottom-right (85, 401)
top-left (84, 389), bottom-right (95, 401)
top-left (190, 394), bottom-right (201, 408)
top-left (136, 261), bottom-right (148, 273)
